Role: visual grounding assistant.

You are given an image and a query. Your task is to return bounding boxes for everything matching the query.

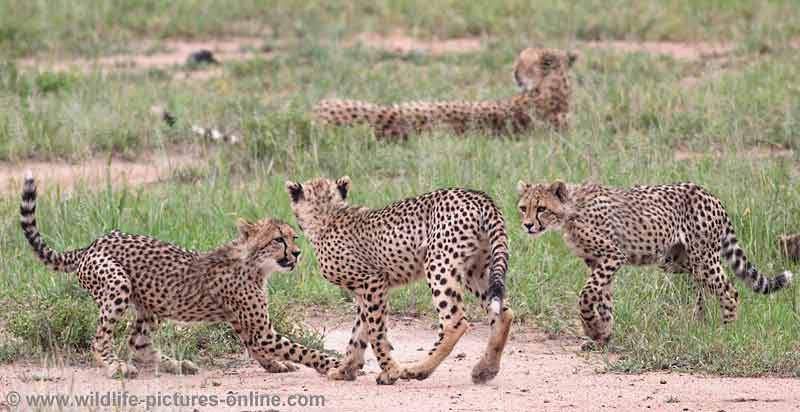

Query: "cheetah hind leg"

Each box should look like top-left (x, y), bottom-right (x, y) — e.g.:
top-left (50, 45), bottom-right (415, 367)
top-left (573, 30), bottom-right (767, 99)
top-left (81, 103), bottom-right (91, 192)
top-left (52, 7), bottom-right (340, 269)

top-left (471, 306), bottom-right (513, 384)
top-left (89, 264), bottom-right (138, 379)
top-left (128, 312), bottom-right (198, 375)
top-left (461, 242), bottom-right (513, 383)
top-left (402, 256), bottom-right (469, 381)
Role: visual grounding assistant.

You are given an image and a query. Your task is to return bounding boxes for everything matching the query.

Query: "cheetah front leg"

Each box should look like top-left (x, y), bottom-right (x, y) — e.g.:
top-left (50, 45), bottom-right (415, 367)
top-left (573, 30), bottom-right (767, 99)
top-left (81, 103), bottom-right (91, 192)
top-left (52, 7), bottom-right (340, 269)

top-left (225, 287), bottom-right (339, 375)
top-left (128, 311), bottom-right (198, 375)
top-left (349, 284), bottom-right (402, 385)
top-left (579, 254), bottom-right (624, 349)
top-left (229, 319), bottom-right (297, 373)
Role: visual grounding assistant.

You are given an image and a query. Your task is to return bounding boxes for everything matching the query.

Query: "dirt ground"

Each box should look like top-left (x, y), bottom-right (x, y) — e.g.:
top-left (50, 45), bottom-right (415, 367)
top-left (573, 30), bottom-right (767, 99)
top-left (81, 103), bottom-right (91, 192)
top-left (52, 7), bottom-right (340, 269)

top-left (1, 315), bottom-right (798, 412)
top-left (0, 151), bottom-right (200, 195)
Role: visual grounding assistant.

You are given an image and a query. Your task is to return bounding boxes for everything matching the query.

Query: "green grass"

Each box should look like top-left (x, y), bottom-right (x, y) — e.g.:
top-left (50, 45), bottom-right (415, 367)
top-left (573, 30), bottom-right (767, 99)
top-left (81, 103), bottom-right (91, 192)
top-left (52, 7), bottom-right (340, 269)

top-left (1, 1), bottom-right (800, 377)
top-left (2, 0), bottom-right (799, 58)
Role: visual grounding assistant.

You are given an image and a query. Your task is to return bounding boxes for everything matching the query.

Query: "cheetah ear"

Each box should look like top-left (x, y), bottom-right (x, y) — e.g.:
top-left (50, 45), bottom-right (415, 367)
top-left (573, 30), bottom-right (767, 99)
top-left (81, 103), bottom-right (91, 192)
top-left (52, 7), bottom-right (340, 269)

top-left (516, 180), bottom-right (531, 195)
top-left (336, 176), bottom-right (351, 200)
top-left (566, 50), bottom-right (579, 67)
top-left (285, 181), bottom-right (304, 202)
top-left (237, 218), bottom-right (256, 239)
top-left (550, 181), bottom-right (569, 202)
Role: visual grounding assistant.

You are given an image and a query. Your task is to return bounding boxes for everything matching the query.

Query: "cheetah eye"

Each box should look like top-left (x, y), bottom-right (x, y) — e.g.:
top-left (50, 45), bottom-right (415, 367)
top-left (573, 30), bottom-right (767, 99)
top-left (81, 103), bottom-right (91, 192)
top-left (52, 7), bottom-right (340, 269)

top-left (518, 205), bottom-right (527, 213)
top-left (273, 236), bottom-right (286, 244)
top-left (292, 235), bottom-right (299, 241)
top-left (536, 206), bottom-right (547, 214)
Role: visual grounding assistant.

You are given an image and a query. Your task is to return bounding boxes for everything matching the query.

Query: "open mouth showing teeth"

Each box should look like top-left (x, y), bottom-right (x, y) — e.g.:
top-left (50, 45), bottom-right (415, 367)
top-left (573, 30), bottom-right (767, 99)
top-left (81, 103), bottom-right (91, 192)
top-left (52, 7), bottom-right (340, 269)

top-left (277, 259), bottom-right (294, 268)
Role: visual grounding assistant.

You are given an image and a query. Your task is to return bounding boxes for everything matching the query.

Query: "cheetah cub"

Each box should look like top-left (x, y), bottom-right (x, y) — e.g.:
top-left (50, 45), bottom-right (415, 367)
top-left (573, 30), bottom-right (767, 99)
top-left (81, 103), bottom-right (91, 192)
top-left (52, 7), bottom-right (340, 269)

top-left (313, 47), bottom-right (578, 139)
top-left (285, 177), bottom-right (513, 385)
top-left (516, 181), bottom-right (793, 346)
top-left (20, 173), bottom-right (339, 379)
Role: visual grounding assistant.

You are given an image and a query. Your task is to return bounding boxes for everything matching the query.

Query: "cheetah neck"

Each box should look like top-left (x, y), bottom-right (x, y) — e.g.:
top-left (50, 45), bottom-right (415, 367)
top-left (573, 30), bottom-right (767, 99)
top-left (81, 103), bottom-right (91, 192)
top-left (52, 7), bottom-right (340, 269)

top-left (295, 204), bottom-right (349, 244)
top-left (193, 242), bottom-right (269, 286)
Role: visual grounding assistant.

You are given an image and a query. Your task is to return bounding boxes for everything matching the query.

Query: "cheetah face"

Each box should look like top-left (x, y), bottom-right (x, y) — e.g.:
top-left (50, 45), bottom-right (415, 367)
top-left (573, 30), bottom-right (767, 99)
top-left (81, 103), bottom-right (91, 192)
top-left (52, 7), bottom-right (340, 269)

top-left (285, 176), bottom-right (350, 237)
top-left (238, 218), bottom-right (302, 273)
top-left (516, 180), bottom-right (570, 237)
top-left (513, 47), bottom-right (578, 92)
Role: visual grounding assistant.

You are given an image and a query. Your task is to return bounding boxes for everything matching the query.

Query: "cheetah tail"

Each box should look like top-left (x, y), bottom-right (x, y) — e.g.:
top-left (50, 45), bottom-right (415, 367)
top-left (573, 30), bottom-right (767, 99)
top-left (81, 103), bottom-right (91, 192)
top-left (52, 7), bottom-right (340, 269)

top-left (312, 98), bottom-right (383, 127)
top-left (20, 172), bottom-right (85, 272)
top-left (721, 226), bottom-right (793, 294)
top-left (485, 206), bottom-right (509, 315)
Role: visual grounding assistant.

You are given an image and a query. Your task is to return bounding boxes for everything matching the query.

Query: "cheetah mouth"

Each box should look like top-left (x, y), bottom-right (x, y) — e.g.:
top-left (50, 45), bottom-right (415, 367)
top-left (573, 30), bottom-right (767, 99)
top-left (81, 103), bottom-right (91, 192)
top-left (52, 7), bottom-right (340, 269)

top-left (525, 227), bottom-right (545, 237)
top-left (277, 258), bottom-right (295, 269)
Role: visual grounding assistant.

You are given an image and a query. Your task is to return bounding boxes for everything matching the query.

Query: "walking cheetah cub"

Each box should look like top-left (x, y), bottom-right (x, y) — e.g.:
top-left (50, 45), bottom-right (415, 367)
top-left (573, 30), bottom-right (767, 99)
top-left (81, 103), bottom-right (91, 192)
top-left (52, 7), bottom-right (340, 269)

top-left (516, 181), bottom-right (793, 346)
top-left (285, 177), bottom-right (513, 385)
top-left (314, 47), bottom-right (578, 139)
top-left (20, 173), bottom-right (339, 378)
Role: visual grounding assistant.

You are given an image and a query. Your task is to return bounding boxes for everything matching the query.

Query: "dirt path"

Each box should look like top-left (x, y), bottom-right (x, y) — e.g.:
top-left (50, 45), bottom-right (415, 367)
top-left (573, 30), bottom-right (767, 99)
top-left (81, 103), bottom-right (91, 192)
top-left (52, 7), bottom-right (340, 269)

top-left (0, 151), bottom-right (201, 195)
top-left (1, 316), bottom-right (798, 412)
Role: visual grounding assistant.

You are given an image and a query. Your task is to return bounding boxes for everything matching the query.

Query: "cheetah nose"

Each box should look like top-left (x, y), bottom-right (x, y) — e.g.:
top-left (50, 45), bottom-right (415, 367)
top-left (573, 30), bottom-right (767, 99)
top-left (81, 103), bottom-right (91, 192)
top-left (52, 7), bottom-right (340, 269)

top-left (292, 250), bottom-right (301, 258)
top-left (524, 223), bottom-right (534, 230)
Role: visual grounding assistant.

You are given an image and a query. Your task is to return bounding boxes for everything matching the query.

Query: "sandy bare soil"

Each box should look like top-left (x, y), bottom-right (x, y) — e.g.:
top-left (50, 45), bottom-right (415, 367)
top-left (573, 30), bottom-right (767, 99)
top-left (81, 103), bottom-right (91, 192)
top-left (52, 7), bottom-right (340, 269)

top-left (0, 151), bottom-right (199, 195)
top-left (17, 37), bottom-right (270, 81)
top-left (1, 315), bottom-right (798, 412)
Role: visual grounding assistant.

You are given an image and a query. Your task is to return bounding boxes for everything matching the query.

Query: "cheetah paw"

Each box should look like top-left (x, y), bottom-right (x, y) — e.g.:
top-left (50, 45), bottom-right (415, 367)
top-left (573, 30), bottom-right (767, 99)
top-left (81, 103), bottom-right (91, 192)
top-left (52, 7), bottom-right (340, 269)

top-left (327, 366), bottom-right (358, 381)
top-left (376, 367), bottom-right (403, 385)
top-left (178, 360), bottom-right (200, 375)
top-left (400, 365), bottom-right (432, 381)
top-left (108, 363), bottom-right (138, 379)
top-left (470, 361), bottom-right (499, 384)
top-left (261, 359), bottom-right (298, 373)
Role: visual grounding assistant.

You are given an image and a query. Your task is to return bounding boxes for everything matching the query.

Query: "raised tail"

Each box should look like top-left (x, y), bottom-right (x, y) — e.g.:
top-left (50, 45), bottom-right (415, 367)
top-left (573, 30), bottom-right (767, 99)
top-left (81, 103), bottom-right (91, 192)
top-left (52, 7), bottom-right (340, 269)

top-left (20, 172), bottom-right (85, 272)
top-left (312, 98), bottom-right (385, 127)
top-left (721, 223), bottom-right (793, 294)
top-left (483, 198), bottom-right (509, 315)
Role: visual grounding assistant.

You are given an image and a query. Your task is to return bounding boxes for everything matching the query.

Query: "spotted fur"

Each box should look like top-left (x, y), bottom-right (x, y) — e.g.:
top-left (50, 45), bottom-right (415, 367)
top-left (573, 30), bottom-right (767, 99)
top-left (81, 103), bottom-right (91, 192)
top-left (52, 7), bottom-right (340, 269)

top-left (313, 47), bottom-right (577, 139)
top-left (20, 173), bottom-right (339, 379)
top-left (516, 181), bottom-right (793, 346)
top-left (286, 177), bottom-right (512, 385)
top-left (778, 234), bottom-right (800, 262)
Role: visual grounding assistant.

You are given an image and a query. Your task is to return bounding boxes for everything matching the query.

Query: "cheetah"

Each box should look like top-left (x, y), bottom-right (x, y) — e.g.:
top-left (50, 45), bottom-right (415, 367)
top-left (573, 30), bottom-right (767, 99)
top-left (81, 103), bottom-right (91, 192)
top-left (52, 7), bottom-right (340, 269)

top-left (778, 233), bottom-right (800, 261)
top-left (19, 173), bottom-right (339, 378)
top-left (313, 47), bottom-right (578, 139)
top-left (285, 177), bottom-right (513, 385)
top-left (516, 180), bottom-right (793, 346)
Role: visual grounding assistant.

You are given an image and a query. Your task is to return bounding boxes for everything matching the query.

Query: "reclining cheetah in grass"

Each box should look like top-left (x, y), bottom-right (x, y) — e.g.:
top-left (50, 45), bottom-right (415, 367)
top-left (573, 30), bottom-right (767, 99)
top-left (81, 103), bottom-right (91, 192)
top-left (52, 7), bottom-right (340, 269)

top-left (285, 177), bottom-right (513, 385)
top-left (313, 47), bottom-right (578, 139)
top-left (516, 180), bottom-right (793, 347)
top-left (20, 173), bottom-right (339, 378)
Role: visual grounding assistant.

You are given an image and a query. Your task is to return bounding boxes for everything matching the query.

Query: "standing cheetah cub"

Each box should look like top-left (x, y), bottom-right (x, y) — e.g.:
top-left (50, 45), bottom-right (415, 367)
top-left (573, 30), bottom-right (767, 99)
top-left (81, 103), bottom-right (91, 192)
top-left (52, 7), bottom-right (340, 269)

top-left (20, 173), bottom-right (339, 378)
top-left (314, 47), bottom-right (578, 139)
top-left (516, 181), bottom-right (793, 346)
top-left (285, 177), bottom-right (513, 385)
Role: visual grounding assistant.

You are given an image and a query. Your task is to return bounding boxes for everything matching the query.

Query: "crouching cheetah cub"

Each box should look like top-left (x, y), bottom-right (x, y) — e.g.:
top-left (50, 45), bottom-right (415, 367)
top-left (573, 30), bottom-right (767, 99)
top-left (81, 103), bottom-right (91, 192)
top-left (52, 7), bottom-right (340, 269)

top-left (516, 181), bottom-right (793, 346)
top-left (313, 47), bottom-right (578, 139)
top-left (20, 173), bottom-right (339, 378)
top-left (285, 177), bottom-right (513, 385)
